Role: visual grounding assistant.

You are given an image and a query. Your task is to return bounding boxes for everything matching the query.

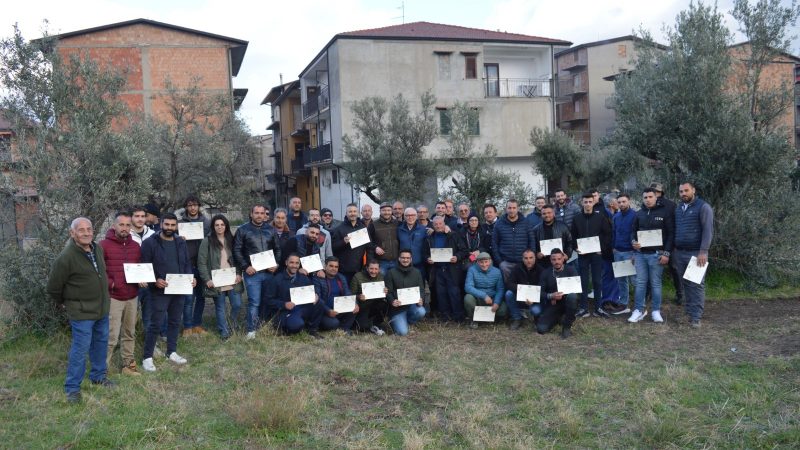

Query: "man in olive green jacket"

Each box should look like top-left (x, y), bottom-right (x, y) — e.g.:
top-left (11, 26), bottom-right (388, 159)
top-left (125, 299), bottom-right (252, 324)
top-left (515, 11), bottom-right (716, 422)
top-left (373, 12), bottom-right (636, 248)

top-left (47, 217), bottom-right (114, 404)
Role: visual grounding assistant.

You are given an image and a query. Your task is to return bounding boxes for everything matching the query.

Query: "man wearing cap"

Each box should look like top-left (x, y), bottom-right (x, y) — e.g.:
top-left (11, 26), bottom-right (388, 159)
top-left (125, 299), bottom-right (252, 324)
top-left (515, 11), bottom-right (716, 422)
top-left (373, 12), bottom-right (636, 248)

top-left (464, 252), bottom-right (506, 329)
top-left (536, 249), bottom-right (579, 338)
top-left (372, 202), bottom-right (400, 274)
top-left (320, 208), bottom-right (341, 232)
top-left (651, 182), bottom-right (683, 305)
top-left (144, 203), bottom-right (161, 234)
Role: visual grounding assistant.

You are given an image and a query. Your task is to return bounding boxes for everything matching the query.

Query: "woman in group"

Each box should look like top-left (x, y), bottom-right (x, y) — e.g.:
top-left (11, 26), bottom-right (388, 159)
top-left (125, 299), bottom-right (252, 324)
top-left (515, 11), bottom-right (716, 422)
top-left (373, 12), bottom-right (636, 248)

top-left (460, 213), bottom-right (487, 273)
top-left (197, 214), bottom-right (243, 340)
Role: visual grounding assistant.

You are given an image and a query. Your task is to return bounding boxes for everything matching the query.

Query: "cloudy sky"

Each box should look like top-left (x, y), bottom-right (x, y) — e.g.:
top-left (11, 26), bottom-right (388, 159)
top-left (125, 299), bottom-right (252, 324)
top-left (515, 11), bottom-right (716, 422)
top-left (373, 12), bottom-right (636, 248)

top-left (4, 0), bottom-right (798, 133)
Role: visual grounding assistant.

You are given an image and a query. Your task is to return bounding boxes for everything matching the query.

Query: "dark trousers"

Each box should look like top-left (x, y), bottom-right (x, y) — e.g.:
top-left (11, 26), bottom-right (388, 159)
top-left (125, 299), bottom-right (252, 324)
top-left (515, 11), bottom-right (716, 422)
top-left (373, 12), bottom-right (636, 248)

top-left (536, 294), bottom-right (578, 334)
top-left (143, 293), bottom-right (184, 359)
top-left (578, 253), bottom-right (603, 310)
top-left (355, 298), bottom-right (388, 330)
top-left (320, 311), bottom-right (356, 331)
top-left (434, 266), bottom-right (464, 322)
top-left (669, 258), bottom-right (684, 302)
top-left (273, 303), bottom-right (323, 335)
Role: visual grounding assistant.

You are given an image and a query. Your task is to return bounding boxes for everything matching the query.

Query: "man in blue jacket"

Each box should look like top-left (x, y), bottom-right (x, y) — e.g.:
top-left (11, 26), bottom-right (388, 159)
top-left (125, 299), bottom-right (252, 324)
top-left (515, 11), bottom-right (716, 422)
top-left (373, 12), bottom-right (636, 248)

top-left (314, 257), bottom-right (357, 334)
top-left (610, 193), bottom-right (636, 315)
top-left (492, 199), bottom-right (535, 285)
top-left (397, 207), bottom-right (428, 277)
top-left (265, 253), bottom-right (324, 338)
top-left (464, 252), bottom-right (506, 329)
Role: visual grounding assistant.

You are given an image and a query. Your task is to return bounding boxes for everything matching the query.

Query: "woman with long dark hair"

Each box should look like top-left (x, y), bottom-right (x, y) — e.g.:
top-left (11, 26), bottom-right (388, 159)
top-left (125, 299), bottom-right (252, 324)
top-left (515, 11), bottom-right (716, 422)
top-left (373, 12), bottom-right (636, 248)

top-left (197, 214), bottom-right (243, 340)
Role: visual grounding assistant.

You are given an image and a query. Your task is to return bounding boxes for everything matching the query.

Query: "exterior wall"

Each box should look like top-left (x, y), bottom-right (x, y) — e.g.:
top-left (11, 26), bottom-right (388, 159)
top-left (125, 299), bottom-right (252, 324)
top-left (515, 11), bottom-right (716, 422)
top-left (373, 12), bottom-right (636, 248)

top-left (586, 40), bottom-right (637, 144)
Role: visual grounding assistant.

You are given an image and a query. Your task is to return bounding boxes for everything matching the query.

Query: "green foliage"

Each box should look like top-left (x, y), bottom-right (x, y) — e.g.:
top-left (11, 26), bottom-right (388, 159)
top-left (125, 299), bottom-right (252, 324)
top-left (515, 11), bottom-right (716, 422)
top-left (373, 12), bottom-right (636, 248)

top-left (529, 127), bottom-right (584, 190)
top-left (441, 102), bottom-right (533, 210)
top-left (341, 92), bottom-right (438, 203)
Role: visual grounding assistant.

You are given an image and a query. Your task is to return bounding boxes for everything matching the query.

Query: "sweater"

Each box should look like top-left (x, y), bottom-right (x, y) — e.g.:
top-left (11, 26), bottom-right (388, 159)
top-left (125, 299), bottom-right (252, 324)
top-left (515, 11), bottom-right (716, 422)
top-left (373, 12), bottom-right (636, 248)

top-left (47, 240), bottom-right (110, 320)
top-left (100, 228), bottom-right (142, 300)
top-left (385, 263), bottom-right (424, 315)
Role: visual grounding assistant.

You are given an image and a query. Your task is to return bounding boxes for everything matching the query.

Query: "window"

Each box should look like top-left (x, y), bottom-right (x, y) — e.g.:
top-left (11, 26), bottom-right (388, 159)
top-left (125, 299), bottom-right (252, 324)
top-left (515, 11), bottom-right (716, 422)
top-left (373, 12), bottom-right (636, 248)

top-left (435, 52), bottom-right (451, 80)
top-left (331, 168), bottom-right (339, 184)
top-left (463, 53), bottom-right (478, 79)
top-left (484, 63), bottom-right (499, 97)
top-left (439, 108), bottom-right (480, 135)
top-left (574, 100), bottom-right (581, 113)
top-left (618, 44), bottom-right (627, 58)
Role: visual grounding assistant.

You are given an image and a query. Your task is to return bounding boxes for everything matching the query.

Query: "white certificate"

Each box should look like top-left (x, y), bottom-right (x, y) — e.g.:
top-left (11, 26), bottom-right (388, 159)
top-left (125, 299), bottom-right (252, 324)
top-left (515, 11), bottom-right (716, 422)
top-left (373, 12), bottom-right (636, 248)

top-left (473, 306), bottom-right (496, 322)
top-left (637, 229), bottom-right (663, 248)
top-left (362, 281), bottom-right (386, 299)
top-left (577, 236), bottom-right (601, 254)
top-left (250, 250), bottom-right (277, 272)
top-left (556, 276), bottom-right (583, 294)
top-left (211, 267), bottom-right (237, 287)
top-left (333, 295), bottom-right (356, 313)
top-left (539, 238), bottom-right (563, 256)
top-left (396, 286), bottom-right (420, 305)
top-left (123, 263), bottom-right (156, 283)
top-left (300, 254), bottom-right (323, 273)
top-left (164, 273), bottom-right (193, 295)
top-left (516, 284), bottom-right (541, 304)
top-left (178, 222), bottom-right (204, 240)
top-left (612, 259), bottom-right (636, 278)
top-left (348, 228), bottom-right (370, 249)
top-left (683, 256), bottom-right (709, 284)
top-left (430, 247), bottom-right (453, 263)
top-left (290, 285), bottom-right (316, 305)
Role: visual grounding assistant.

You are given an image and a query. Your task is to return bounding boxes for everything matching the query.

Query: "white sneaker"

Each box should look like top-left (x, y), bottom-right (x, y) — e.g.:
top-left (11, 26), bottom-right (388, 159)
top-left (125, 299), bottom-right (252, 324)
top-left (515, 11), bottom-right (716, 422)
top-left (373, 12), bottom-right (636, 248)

top-left (628, 309), bottom-right (648, 323)
top-left (142, 357), bottom-right (156, 372)
top-left (168, 352), bottom-right (187, 365)
top-left (652, 310), bottom-right (664, 323)
top-left (369, 325), bottom-right (385, 336)
top-left (246, 331), bottom-right (256, 341)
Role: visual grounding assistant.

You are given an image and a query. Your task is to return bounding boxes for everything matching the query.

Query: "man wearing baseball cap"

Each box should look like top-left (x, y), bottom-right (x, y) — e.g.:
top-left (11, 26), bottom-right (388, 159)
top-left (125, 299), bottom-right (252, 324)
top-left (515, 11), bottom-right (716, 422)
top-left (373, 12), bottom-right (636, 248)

top-left (463, 252), bottom-right (506, 329)
top-left (650, 182), bottom-right (683, 305)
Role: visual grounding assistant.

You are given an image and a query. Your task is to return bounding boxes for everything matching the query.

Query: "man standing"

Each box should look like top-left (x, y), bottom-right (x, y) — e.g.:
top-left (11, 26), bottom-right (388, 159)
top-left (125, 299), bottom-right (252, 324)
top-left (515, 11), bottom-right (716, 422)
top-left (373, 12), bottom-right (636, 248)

top-left (314, 257), bottom-right (358, 334)
top-left (47, 217), bottom-right (114, 403)
top-left (385, 250), bottom-right (427, 336)
top-left (233, 204), bottom-right (279, 340)
top-left (320, 208), bottom-right (341, 232)
top-left (178, 195), bottom-right (211, 336)
top-left (397, 207), bottom-right (428, 276)
top-left (361, 204), bottom-right (374, 228)
top-left (532, 205), bottom-right (573, 268)
top-left (463, 252), bottom-right (506, 329)
top-left (332, 203), bottom-right (374, 284)
top-left (570, 193), bottom-right (612, 318)
top-left (372, 203), bottom-right (400, 274)
top-left (265, 253), bottom-right (324, 338)
top-left (536, 249), bottom-right (579, 339)
top-left (140, 213), bottom-right (195, 372)
top-left (144, 203), bottom-right (161, 234)
top-left (100, 212), bottom-right (143, 376)
top-left (282, 223), bottom-right (325, 278)
top-left (673, 182), bottom-right (713, 327)
top-left (609, 194), bottom-right (636, 315)
top-left (295, 208), bottom-right (333, 261)
top-left (392, 201), bottom-right (405, 223)
top-left (481, 203), bottom-right (499, 263)
top-left (287, 197), bottom-right (307, 233)
top-left (492, 199), bottom-right (535, 284)
top-left (526, 196), bottom-right (546, 228)
top-left (554, 189), bottom-right (581, 228)
top-left (651, 182), bottom-right (683, 305)
top-left (130, 206), bottom-right (161, 346)
top-left (425, 216), bottom-right (468, 323)
top-left (350, 260), bottom-right (389, 335)
top-left (416, 204), bottom-right (432, 229)
top-left (628, 188), bottom-right (674, 323)
top-left (443, 199), bottom-right (459, 229)
top-left (455, 202), bottom-right (471, 229)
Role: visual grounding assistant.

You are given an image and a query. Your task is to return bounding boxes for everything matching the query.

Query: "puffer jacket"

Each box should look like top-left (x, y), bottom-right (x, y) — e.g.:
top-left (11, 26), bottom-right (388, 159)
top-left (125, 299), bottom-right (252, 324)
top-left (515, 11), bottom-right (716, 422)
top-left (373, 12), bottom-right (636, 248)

top-left (100, 228), bottom-right (141, 300)
top-left (492, 213), bottom-right (535, 264)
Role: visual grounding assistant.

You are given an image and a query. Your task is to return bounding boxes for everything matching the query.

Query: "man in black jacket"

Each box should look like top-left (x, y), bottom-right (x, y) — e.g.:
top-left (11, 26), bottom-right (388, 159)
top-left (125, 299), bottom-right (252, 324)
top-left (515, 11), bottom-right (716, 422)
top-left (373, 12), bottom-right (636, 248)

top-left (570, 193), bottom-right (612, 318)
top-left (332, 203), bottom-right (374, 285)
top-left (504, 249), bottom-right (544, 330)
top-left (424, 216), bottom-right (468, 323)
top-left (533, 205), bottom-right (573, 268)
top-left (536, 249), bottom-right (579, 339)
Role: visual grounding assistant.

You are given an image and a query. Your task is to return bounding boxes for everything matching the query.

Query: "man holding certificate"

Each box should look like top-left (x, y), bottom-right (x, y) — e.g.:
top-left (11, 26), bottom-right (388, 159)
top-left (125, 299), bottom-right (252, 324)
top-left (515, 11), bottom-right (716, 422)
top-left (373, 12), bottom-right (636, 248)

top-left (570, 193), bottom-right (612, 318)
top-left (532, 205), bottom-right (573, 268)
top-left (504, 249), bottom-right (544, 330)
top-left (281, 223), bottom-right (325, 278)
top-left (536, 249), bottom-right (579, 338)
top-left (314, 257), bottom-right (357, 334)
top-left (628, 188), bottom-right (674, 324)
top-left (177, 195), bottom-right (211, 336)
top-left (198, 215), bottom-right (243, 340)
top-left (350, 260), bottom-right (389, 335)
top-left (264, 254), bottom-right (324, 338)
top-left (385, 250), bottom-right (427, 336)
top-left (100, 212), bottom-right (144, 376)
top-left (673, 182), bottom-right (714, 328)
top-left (463, 252), bottom-right (506, 329)
top-left (332, 203), bottom-right (375, 285)
top-left (232, 204), bottom-right (279, 340)
top-left (140, 213), bottom-right (196, 372)
top-left (425, 216), bottom-right (468, 323)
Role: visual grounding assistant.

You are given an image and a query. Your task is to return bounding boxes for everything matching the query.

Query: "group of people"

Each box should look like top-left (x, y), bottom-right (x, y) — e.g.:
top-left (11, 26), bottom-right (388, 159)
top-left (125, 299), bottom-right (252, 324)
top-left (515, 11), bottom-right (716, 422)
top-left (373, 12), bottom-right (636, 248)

top-left (47, 182), bottom-right (713, 403)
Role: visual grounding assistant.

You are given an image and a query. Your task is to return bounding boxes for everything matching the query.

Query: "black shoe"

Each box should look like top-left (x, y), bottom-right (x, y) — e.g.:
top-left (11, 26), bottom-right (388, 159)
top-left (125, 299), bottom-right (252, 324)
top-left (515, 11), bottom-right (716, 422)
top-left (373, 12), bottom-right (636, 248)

top-left (594, 308), bottom-right (610, 318)
top-left (308, 330), bottom-right (324, 340)
top-left (91, 378), bottom-right (116, 388)
top-left (575, 308), bottom-right (590, 318)
top-left (510, 319), bottom-right (521, 330)
top-left (469, 321), bottom-right (479, 329)
top-left (344, 329), bottom-right (354, 336)
top-left (560, 328), bottom-right (572, 339)
top-left (66, 391), bottom-right (82, 404)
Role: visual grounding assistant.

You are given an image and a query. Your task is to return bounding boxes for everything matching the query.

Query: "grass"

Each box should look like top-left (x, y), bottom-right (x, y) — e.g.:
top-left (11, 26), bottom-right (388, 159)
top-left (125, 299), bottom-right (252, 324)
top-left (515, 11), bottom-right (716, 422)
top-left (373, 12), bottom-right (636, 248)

top-left (0, 297), bottom-right (798, 448)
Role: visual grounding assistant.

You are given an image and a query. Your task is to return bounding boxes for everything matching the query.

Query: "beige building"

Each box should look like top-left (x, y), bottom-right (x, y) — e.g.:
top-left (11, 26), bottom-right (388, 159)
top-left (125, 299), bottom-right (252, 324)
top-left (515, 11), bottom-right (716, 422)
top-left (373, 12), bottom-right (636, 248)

top-left (297, 22), bottom-right (571, 216)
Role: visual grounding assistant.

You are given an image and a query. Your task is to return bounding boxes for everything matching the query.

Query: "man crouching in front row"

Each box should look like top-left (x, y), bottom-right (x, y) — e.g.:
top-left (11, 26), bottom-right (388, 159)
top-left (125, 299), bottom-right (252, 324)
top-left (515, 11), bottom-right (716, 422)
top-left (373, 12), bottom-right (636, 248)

top-left (537, 249), bottom-right (578, 339)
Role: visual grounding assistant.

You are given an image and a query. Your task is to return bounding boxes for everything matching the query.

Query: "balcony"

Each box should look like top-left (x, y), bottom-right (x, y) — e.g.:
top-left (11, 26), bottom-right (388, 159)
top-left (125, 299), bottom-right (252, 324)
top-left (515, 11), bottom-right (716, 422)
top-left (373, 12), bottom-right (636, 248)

top-left (302, 86), bottom-right (330, 121)
top-left (563, 129), bottom-right (591, 145)
top-left (558, 108), bottom-right (589, 123)
top-left (559, 51), bottom-right (588, 71)
top-left (483, 78), bottom-right (551, 98)
top-left (290, 149), bottom-right (309, 174)
top-left (303, 142), bottom-right (332, 166)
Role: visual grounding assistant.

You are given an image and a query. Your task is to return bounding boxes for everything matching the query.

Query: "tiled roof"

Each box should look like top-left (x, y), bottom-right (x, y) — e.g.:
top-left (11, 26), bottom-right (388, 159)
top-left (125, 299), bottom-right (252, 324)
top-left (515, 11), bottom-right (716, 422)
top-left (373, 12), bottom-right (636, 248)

top-left (339, 21), bottom-right (570, 45)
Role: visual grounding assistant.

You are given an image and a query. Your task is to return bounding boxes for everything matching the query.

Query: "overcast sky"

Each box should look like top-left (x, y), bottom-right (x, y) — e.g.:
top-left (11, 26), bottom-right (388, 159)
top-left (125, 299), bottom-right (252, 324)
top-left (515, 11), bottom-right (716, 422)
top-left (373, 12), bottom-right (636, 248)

top-left (5, 0), bottom-right (799, 133)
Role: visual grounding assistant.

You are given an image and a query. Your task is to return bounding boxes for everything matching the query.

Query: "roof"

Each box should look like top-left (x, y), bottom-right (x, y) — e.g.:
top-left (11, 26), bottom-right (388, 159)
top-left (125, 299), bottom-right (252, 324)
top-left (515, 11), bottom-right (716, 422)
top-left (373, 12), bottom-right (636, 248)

top-left (555, 35), bottom-right (667, 58)
top-left (43, 18), bottom-right (249, 76)
top-left (729, 41), bottom-right (800, 63)
top-left (261, 80), bottom-right (300, 105)
top-left (300, 21), bottom-right (571, 77)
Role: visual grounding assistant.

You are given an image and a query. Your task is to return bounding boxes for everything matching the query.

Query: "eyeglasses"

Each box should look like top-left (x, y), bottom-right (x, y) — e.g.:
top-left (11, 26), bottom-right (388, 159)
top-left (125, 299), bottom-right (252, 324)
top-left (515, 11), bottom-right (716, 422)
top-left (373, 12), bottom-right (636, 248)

top-left (323, 213), bottom-right (332, 216)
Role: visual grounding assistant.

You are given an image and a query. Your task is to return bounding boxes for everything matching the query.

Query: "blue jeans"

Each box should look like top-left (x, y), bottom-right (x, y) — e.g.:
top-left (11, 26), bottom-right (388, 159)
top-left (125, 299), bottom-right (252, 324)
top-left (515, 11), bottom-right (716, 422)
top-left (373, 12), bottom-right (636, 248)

top-left (273, 303), bottom-right (324, 335)
top-left (601, 259), bottom-right (620, 303)
top-left (634, 252), bottom-right (664, 312)
top-left (65, 315), bottom-right (109, 394)
top-left (214, 290), bottom-right (242, 338)
top-left (244, 271), bottom-right (273, 332)
top-left (139, 287), bottom-right (166, 337)
top-left (143, 293), bottom-right (183, 359)
top-left (578, 253), bottom-right (603, 310)
top-left (614, 250), bottom-right (636, 305)
top-left (674, 249), bottom-right (705, 321)
top-left (389, 305), bottom-right (426, 336)
top-left (183, 267), bottom-right (205, 329)
top-left (504, 290), bottom-right (543, 320)
top-left (378, 260), bottom-right (396, 275)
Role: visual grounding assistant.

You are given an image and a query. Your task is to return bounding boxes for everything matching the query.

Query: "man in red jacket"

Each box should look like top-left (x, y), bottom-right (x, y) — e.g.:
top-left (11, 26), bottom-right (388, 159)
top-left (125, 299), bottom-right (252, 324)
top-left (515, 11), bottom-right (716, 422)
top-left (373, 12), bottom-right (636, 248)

top-left (100, 211), bottom-right (144, 376)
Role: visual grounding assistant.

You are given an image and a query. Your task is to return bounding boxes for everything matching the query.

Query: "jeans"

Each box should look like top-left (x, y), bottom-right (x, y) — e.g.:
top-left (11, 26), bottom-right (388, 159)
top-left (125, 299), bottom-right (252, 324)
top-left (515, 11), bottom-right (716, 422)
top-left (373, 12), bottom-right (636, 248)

top-left (674, 249), bottom-right (705, 321)
top-left (578, 253), bottom-right (603, 310)
top-left (498, 261), bottom-right (518, 286)
top-left (65, 315), bottom-right (109, 394)
top-left (214, 290), bottom-right (242, 338)
top-left (464, 294), bottom-right (508, 320)
top-left (536, 294), bottom-right (577, 334)
top-left (434, 266), bottom-right (464, 322)
top-left (139, 287), bottom-right (166, 337)
top-left (634, 252), bottom-right (665, 313)
top-left (273, 303), bottom-right (324, 335)
top-left (378, 260), bottom-right (396, 275)
top-left (183, 267), bottom-right (205, 329)
top-left (243, 271), bottom-right (273, 332)
top-left (613, 250), bottom-right (636, 305)
top-left (320, 311), bottom-right (356, 331)
top-left (143, 293), bottom-right (183, 359)
top-left (389, 305), bottom-right (426, 336)
top-left (504, 290), bottom-right (543, 320)
top-left (355, 298), bottom-right (388, 330)
top-left (601, 259), bottom-right (620, 303)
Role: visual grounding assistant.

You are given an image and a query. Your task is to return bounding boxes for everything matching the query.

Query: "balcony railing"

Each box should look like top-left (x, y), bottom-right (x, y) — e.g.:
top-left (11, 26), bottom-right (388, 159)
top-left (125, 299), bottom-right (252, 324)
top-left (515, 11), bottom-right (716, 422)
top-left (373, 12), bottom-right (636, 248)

top-left (483, 78), bottom-right (551, 98)
top-left (301, 86), bottom-right (330, 120)
top-left (559, 109), bottom-right (589, 122)
top-left (290, 157), bottom-right (307, 174)
top-left (556, 76), bottom-right (588, 97)
top-left (559, 51), bottom-right (588, 71)
top-left (303, 142), bottom-right (332, 166)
